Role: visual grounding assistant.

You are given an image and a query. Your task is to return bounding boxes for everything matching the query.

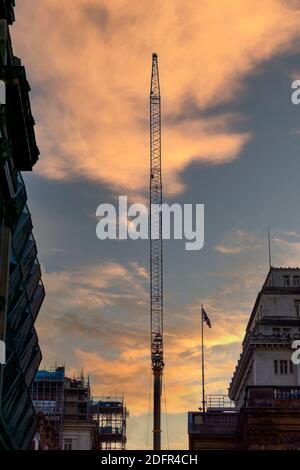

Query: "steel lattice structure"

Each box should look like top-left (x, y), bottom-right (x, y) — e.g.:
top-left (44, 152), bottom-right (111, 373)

top-left (150, 53), bottom-right (164, 450)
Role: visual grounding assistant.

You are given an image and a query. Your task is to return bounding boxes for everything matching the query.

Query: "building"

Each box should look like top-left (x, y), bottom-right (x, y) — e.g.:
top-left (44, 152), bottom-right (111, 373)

top-left (0, 1), bottom-right (45, 450)
top-left (188, 267), bottom-right (300, 450)
top-left (229, 267), bottom-right (300, 404)
top-left (92, 395), bottom-right (128, 450)
top-left (31, 367), bottom-right (128, 450)
top-left (31, 412), bottom-right (60, 451)
top-left (63, 374), bottom-right (98, 450)
top-left (31, 367), bottom-right (65, 450)
top-left (32, 367), bottom-right (98, 450)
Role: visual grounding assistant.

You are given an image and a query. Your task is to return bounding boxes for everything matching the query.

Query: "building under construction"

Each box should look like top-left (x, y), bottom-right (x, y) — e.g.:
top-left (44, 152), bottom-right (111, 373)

top-left (31, 367), bottom-right (128, 450)
top-left (31, 367), bottom-right (65, 449)
top-left (92, 395), bottom-right (128, 450)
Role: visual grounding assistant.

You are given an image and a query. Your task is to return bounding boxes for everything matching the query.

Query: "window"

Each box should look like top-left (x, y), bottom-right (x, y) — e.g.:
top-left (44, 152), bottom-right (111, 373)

top-left (283, 275), bottom-right (290, 286)
top-left (295, 300), bottom-right (300, 317)
top-left (275, 360), bottom-right (292, 375)
top-left (64, 439), bottom-right (73, 451)
top-left (280, 360), bottom-right (288, 374)
top-left (294, 276), bottom-right (300, 286)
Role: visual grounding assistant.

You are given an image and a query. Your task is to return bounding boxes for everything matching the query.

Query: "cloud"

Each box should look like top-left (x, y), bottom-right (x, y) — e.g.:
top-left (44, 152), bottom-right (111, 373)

top-left (215, 245), bottom-right (245, 254)
top-left (42, 262), bottom-right (148, 309)
top-left (272, 234), bottom-right (300, 266)
top-left (14, 0), bottom-right (300, 449)
top-left (36, 226), bottom-right (300, 447)
top-left (36, 228), bottom-right (300, 447)
top-left (12, 0), bottom-right (300, 195)
top-left (37, 259), bottom-right (249, 415)
top-left (215, 229), bottom-right (263, 254)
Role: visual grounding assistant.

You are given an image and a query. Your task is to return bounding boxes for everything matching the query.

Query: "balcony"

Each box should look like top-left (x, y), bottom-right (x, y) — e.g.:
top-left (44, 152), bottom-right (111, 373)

top-left (245, 386), bottom-right (300, 409)
top-left (3, 65), bottom-right (39, 170)
top-left (25, 263), bottom-right (41, 302)
top-left (7, 288), bottom-right (27, 332)
top-left (20, 239), bottom-right (37, 280)
top-left (13, 312), bottom-right (34, 357)
top-left (23, 345), bottom-right (42, 388)
top-left (8, 264), bottom-right (22, 303)
top-left (30, 283), bottom-right (45, 322)
top-left (19, 329), bottom-right (38, 373)
top-left (12, 213), bottom-right (32, 260)
top-left (13, 180), bottom-right (27, 220)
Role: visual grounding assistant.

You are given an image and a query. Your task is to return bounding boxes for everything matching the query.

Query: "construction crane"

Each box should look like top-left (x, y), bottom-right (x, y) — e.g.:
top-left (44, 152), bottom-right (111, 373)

top-left (150, 52), bottom-right (164, 451)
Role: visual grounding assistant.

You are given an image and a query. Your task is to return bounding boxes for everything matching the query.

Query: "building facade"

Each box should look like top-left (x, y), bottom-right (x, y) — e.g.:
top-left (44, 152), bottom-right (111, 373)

top-left (62, 374), bottom-right (98, 450)
top-left (32, 367), bottom-right (98, 450)
top-left (31, 367), bottom-right (65, 450)
top-left (92, 396), bottom-right (128, 450)
top-left (188, 267), bottom-right (300, 450)
top-left (0, 1), bottom-right (45, 450)
top-left (31, 367), bottom-right (128, 450)
top-left (229, 267), bottom-right (300, 406)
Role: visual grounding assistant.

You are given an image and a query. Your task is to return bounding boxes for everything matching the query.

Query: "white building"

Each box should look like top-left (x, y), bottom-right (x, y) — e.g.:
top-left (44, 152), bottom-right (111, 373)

top-left (62, 421), bottom-right (97, 450)
top-left (229, 267), bottom-right (300, 407)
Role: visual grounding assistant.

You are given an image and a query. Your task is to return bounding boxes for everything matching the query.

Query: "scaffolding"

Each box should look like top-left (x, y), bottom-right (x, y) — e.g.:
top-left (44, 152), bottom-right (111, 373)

top-left (30, 366), bottom-right (65, 449)
top-left (92, 395), bottom-right (128, 450)
top-left (64, 374), bottom-right (92, 421)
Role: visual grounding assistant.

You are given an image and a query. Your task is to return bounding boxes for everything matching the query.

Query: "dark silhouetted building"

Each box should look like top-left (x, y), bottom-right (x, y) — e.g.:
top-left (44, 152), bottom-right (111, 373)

top-left (0, 1), bottom-right (44, 449)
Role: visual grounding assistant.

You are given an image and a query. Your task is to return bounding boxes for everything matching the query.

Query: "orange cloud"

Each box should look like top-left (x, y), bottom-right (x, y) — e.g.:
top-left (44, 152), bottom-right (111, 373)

top-left (12, 0), bottom-right (300, 195)
top-left (37, 251), bottom-right (284, 448)
top-left (35, 230), bottom-right (300, 447)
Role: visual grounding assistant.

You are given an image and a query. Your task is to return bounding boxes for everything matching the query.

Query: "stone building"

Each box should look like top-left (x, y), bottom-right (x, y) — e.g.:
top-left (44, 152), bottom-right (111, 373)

top-left (188, 267), bottom-right (300, 450)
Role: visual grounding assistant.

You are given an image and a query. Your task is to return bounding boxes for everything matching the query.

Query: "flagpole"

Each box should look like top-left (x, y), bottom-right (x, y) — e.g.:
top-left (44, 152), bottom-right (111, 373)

top-left (267, 227), bottom-right (272, 268)
top-left (201, 304), bottom-right (206, 413)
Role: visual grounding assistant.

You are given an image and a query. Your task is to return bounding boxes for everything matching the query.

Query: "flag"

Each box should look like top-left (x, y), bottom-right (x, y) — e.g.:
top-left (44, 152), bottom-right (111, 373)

top-left (202, 307), bottom-right (212, 328)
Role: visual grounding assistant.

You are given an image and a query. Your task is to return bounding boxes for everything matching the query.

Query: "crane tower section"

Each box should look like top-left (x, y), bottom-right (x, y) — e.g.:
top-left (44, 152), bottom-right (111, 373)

top-left (150, 53), bottom-right (163, 374)
top-left (150, 53), bottom-right (164, 450)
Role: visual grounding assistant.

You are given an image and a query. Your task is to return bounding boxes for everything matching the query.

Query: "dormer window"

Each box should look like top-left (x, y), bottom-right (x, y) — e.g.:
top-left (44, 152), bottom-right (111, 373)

top-left (293, 275), bottom-right (300, 286)
top-left (283, 275), bottom-right (290, 286)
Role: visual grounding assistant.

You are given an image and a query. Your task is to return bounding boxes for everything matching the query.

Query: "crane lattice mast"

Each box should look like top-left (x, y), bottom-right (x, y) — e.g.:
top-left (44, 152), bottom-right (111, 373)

top-left (150, 53), bottom-right (164, 451)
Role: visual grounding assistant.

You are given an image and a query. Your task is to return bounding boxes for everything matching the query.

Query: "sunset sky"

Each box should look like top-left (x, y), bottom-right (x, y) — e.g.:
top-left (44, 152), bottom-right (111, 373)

top-left (10, 0), bottom-right (300, 449)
